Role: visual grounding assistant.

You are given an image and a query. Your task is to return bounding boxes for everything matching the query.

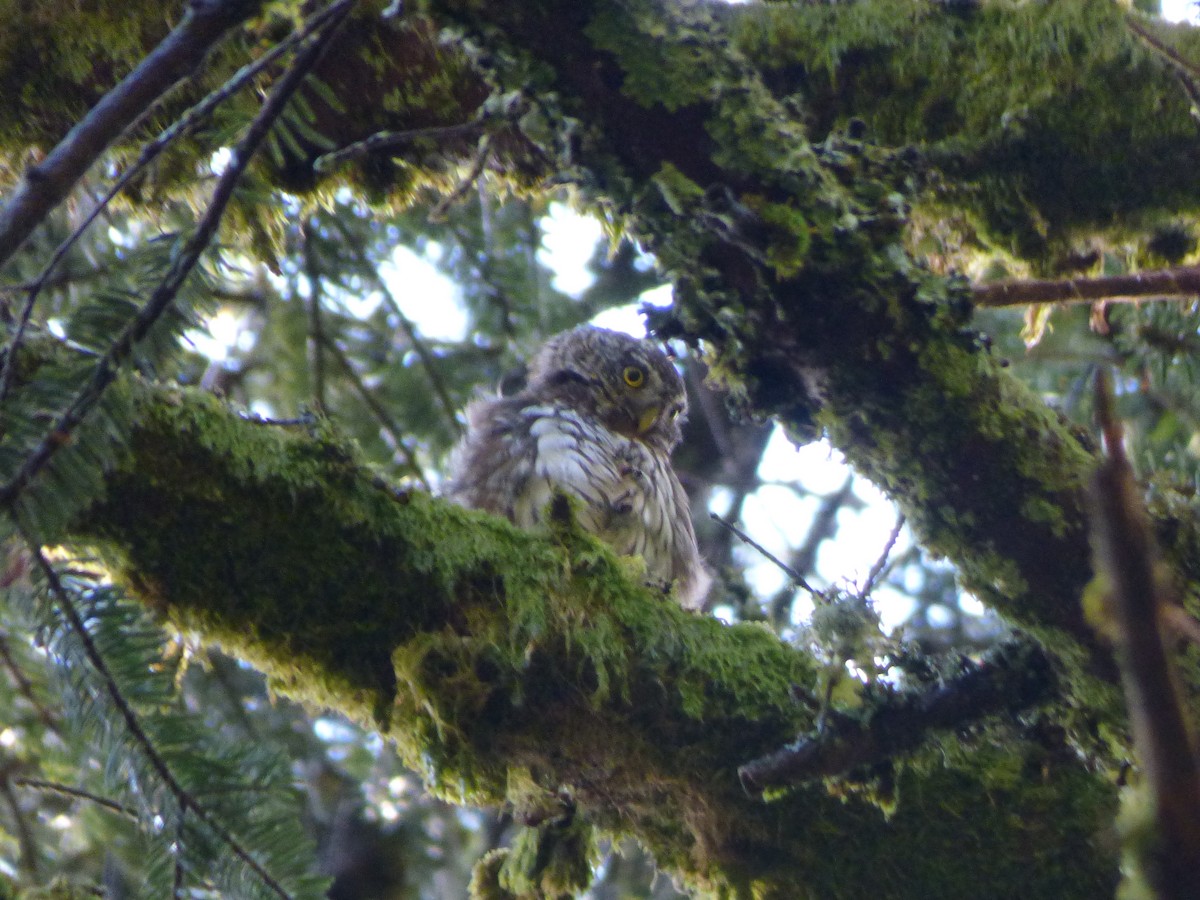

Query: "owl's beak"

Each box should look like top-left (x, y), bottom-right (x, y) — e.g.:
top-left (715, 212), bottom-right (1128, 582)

top-left (636, 407), bottom-right (660, 435)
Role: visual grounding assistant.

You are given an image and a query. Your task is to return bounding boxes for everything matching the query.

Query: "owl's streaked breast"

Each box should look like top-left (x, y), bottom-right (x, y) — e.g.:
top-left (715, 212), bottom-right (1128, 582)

top-left (447, 399), bottom-right (694, 601)
top-left (445, 325), bottom-right (711, 609)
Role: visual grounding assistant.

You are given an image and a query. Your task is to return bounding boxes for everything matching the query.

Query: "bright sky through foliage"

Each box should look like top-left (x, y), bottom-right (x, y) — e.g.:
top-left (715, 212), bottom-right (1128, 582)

top-left (1163, 1), bottom-right (1199, 24)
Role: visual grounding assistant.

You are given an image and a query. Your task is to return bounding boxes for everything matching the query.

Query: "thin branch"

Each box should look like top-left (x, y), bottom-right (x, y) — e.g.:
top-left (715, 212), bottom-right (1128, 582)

top-left (0, 0), bottom-right (259, 269)
top-left (0, 0), bottom-right (356, 510)
top-left (302, 222), bottom-right (328, 412)
top-left (738, 641), bottom-right (1055, 795)
top-left (0, 0), bottom-right (355, 409)
top-left (0, 769), bottom-right (39, 877)
top-left (313, 118), bottom-right (488, 172)
top-left (972, 265), bottom-right (1200, 308)
top-left (0, 631), bottom-right (60, 731)
top-left (1088, 368), bottom-right (1200, 900)
top-left (768, 475), bottom-right (857, 622)
top-left (12, 777), bottom-right (139, 820)
top-left (321, 335), bottom-right (431, 488)
top-left (858, 513), bottom-right (905, 601)
top-left (329, 215), bottom-right (463, 436)
top-left (28, 545), bottom-right (295, 899)
top-left (429, 135), bottom-right (493, 222)
top-left (710, 512), bottom-right (819, 597)
top-left (0, 265), bottom-right (113, 295)
top-left (1126, 16), bottom-right (1200, 86)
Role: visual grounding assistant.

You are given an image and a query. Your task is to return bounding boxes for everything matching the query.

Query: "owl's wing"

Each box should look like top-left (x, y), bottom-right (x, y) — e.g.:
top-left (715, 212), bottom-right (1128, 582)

top-left (446, 398), bottom-right (630, 531)
top-left (516, 404), bottom-right (633, 533)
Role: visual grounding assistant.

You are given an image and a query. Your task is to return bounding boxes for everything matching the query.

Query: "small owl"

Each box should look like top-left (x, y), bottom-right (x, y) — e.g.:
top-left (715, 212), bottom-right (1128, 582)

top-left (446, 326), bottom-right (711, 609)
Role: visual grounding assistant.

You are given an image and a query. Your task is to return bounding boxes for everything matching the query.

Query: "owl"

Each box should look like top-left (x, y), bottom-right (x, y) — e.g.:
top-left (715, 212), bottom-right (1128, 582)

top-left (446, 326), bottom-right (711, 609)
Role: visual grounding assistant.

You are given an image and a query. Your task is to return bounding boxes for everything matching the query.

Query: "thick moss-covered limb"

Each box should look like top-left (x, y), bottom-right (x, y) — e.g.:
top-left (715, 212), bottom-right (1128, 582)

top-left (68, 384), bottom-right (1118, 897)
top-left (3, 1), bottom-right (1197, 242)
top-left (724, 0), bottom-right (1200, 260)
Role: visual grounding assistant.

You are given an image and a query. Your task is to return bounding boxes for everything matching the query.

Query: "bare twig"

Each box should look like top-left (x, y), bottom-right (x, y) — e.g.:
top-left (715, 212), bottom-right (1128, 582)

top-left (28, 545), bottom-right (294, 899)
top-left (0, 0), bottom-right (355, 409)
top-left (972, 266), bottom-right (1200, 308)
top-left (858, 513), bottom-right (905, 601)
top-left (710, 512), bottom-right (819, 597)
top-left (302, 222), bottom-right (328, 412)
top-left (328, 215), bottom-right (462, 436)
top-left (0, 0), bottom-right (259, 269)
top-left (0, 1), bottom-right (356, 510)
top-left (768, 475), bottom-right (856, 621)
top-left (321, 335), bottom-right (430, 488)
top-left (1088, 368), bottom-right (1200, 900)
top-left (13, 778), bottom-right (138, 820)
top-left (313, 118), bottom-right (487, 172)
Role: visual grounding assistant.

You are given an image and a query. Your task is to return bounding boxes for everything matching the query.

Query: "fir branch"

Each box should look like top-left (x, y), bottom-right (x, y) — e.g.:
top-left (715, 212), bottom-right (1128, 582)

top-left (28, 545), bottom-right (296, 900)
top-left (0, 630), bottom-right (59, 731)
top-left (972, 265), bottom-right (1200, 308)
top-left (0, 768), bottom-right (39, 878)
top-left (0, 0), bottom-right (356, 510)
top-left (1125, 16), bottom-right (1200, 93)
top-left (0, 0), bottom-right (260, 269)
top-left (0, 0), bottom-right (362, 410)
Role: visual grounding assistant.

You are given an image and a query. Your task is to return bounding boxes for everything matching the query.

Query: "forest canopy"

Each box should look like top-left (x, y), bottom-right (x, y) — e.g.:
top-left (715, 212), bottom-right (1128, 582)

top-left (3, 0), bottom-right (1200, 897)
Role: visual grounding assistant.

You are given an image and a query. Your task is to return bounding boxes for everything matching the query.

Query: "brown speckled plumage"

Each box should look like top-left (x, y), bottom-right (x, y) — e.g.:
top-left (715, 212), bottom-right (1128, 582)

top-left (446, 326), bottom-right (711, 609)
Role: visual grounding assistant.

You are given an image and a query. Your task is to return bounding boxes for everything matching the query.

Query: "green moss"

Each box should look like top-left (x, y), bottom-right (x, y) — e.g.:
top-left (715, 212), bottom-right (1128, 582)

top-left (67, 381), bottom-right (1122, 896)
top-left (727, 0), bottom-right (1200, 261)
top-left (584, 4), bottom-right (718, 113)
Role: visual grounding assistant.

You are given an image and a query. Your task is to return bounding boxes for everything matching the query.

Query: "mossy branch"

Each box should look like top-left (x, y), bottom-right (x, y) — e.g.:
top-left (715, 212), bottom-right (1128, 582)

top-left (65, 383), bottom-right (1119, 898)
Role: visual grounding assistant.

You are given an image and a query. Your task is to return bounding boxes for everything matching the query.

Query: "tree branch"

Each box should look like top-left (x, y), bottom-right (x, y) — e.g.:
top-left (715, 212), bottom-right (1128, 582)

top-left (738, 640), bottom-right (1057, 795)
top-left (1088, 372), bottom-right (1200, 899)
top-left (0, 0), bottom-right (260, 269)
top-left (0, 0), bottom-right (354, 512)
top-left (973, 266), bottom-right (1200, 308)
top-left (63, 382), bottom-right (1119, 898)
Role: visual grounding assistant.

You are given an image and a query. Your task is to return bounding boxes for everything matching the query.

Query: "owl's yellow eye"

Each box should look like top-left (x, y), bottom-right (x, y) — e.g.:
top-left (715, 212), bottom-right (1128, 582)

top-left (622, 365), bottom-right (646, 388)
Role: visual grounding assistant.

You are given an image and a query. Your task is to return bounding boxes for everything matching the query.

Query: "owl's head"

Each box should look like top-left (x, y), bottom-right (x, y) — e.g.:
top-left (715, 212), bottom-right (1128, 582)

top-left (528, 326), bottom-right (688, 450)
